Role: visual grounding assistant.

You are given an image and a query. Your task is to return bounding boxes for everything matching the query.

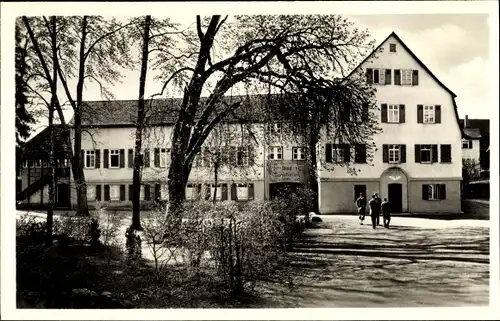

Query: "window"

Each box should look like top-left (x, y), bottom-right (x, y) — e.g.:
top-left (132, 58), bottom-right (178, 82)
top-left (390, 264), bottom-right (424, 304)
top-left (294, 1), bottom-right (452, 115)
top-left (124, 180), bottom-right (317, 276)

top-left (292, 147), bottom-right (306, 160)
top-left (109, 150), bottom-right (120, 168)
top-left (389, 43), bottom-right (397, 52)
top-left (237, 183), bottom-right (249, 200)
top-left (42, 160), bottom-right (48, 168)
top-left (159, 148), bottom-right (170, 168)
top-left (140, 185), bottom-right (145, 201)
top-left (87, 185), bottom-right (95, 201)
top-left (209, 184), bottom-right (222, 200)
top-left (269, 146), bottom-right (283, 160)
top-left (186, 184), bottom-right (197, 200)
top-left (22, 160), bottom-right (28, 168)
top-left (354, 145), bottom-right (367, 163)
top-left (423, 184), bottom-right (446, 200)
top-left (34, 160), bottom-right (41, 168)
top-left (423, 105), bottom-right (435, 123)
top-left (366, 68), bottom-right (386, 85)
top-left (332, 145), bottom-right (344, 163)
top-left (420, 145), bottom-right (432, 163)
top-left (270, 123), bottom-right (282, 134)
top-left (388, 105), bottom-right (400, 123)
top-left (388, 145), bottom-right (401, 164)
top-left (85, 150), bottom-right (95, 168)
top-left (462, 140), bottom-right (473, 149)
top-left (401, 69), bottom-right (412, 85)
top-left (236, 146), bottom-right (249, 166)
top-left (110, 185), bottom-right (120, 201)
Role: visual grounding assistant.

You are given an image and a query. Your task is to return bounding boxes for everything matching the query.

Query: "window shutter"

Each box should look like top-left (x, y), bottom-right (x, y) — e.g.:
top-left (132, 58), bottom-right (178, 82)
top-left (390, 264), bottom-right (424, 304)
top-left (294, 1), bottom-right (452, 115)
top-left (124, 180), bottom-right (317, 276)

top-left (128, 149), bottom-right (134, 168)
top-left (128, 184), bottom-right (133, 201)
top-left (366, 68), bottom-right (373, 84)
top-left (154, 184), bottom-right (161, 201)
top-left (399, 105), bottom-right (405, 123)
top-left (385, 69), bottom-right (391, 85)
top-left (231, 183), bottom-right (238, 200)
top-left (417, 105), bottom-right (423, 123)
top-left (394, 69), bottom-right (401, 85)
top-left (119, 149), bottom-right (125, 168)
top-left (400, 144), bottom-right (406, 163)
top-left (196, 184), bottom-right (202, 200)
top-left (120, 185), bottom-right (126, 201)
top-left (440, 145), bottom-right (451, 163)
top-left (80, 150), bottom-right (85, 168)
top-left (144, 185), bottom-right (151, 201)
top-left (221, 183), bottom-right (228, 201)
top-left (144, 149), bottom-right (150, 168)
top-left (154, 148), bottom-right (160, 167)
top-left (412, 70), bottom-right (419, 86)
top-left (204, 184), bottom-right (211, 200)
top-left (382, 144), bottom-right (388, 163)
top-left (362, 102), bottom-right (369, 122)
top-left (325, 144), bottom-right (332, 163)
top-left (415, 145), bottom-right (421, 162)
top-left (435, 105), bottom-right (441, 123)
top-left (104, 185), bottom-right (110, 201)
top-left (381, 104), bottom-right (388, 123)
top-left (95, 150), bottom-right (101, 168)
top-left (343, 144), bottom-right (350, 163)
top-left (355, 144), bottom-right (366, 163)
top-left (104, 149), bottom-right (109, 168)
top-left (439, 184), bottom-right (446, 200)
top-left (248, 183), bottom-right (254, 200)
top-left (432, 145), bottom-right (438, 163)
top-left (96, 185), bottom-right (102, 201)
top-left (422, 184), bottom-right (429, 200)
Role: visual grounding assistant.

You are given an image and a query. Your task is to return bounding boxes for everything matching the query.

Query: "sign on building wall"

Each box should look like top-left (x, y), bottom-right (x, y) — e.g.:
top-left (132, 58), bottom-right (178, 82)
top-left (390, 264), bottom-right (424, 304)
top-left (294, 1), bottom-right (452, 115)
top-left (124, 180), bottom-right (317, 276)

top-left (266, 160), bottom-right (309, 183)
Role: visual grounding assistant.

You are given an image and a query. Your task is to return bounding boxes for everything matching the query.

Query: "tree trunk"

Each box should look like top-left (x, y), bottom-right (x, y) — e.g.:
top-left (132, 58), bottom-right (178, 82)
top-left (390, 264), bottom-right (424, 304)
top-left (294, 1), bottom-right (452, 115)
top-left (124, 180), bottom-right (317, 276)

top-left (167, 156), bottom-right (189, 216)
top-left (131, 15), bottom-right (152, 230)
top-left (213, 160), bottom-right (219, 204)
top-left (46, 16), bottom-right (57, 247)
top-left (74, 16), bottom-right (89, 216)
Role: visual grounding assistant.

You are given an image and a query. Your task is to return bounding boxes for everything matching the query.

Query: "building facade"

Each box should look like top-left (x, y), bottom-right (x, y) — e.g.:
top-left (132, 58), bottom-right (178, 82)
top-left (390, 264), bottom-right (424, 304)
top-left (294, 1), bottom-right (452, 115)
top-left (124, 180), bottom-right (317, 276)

top-left (18, 32), bottom-right (470, 214)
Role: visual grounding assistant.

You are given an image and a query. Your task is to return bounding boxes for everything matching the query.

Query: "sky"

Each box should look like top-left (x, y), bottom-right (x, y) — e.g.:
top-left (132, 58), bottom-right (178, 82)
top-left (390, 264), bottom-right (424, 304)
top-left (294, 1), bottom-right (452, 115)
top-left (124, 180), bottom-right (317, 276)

top-left (17, 13), bottom-right (494, 139)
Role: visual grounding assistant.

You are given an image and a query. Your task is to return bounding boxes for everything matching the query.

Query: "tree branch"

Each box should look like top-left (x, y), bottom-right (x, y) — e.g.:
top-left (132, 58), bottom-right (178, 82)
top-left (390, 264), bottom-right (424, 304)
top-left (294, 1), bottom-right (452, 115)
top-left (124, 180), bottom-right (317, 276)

top-left (83, 20), bottom-right (134, 61)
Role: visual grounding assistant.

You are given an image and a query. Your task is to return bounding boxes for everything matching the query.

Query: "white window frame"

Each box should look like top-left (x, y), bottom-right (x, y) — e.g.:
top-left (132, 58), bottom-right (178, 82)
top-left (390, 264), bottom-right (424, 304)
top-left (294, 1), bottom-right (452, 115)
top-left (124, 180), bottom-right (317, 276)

top-left (109, 149), bottom-right (120, 168)
top-left (186, 184), bottom-right (197, 200)
top-left (462, 140), bottom-right (473, 149)
top-left (388, 104), bottom-right (400, 123)
top-left (22, 160), bottom-right (28, 168)
top-left (159, 148), bottom-right (170, 168)
top-left (269, 146), bottom-right (283, 160)
top-left (42, 160), bottom-right (49, 168)
top-left (270, 123), bottom-right (282, 134)
top-left (85, 150), bottom-right (96, 168)
top-left (87, 184), bottom-right (95, 201)
top-left (388, 145), bottom-right (401, 164)
top-left (236, 146), bottom-right (249, 166)
top-left (237, 183), bottom-right (249, 200)
top-left (140, 185), bottom-right (145, 201)
top-left (428, 184), bottom-right (439, 200)
top-left (420, 145), bottom-right (432, 163)
top-left (210, 184), bottom-right (222, 201)
top-left (110, 185), bottom-right (120, 201)
top-left (34, 160), bottom-right (42, 168)
top-left (371, 68), bottom-right (386, 85)
top-left (423, 105), bottom-right (435, 124)
top-left (332, 145), bottom-right (344, 163)
top-left (161, 185), bottom-right (168, 200)
top-left (401, 69), bottom-right (412, 85)
top-left (292, 147), bottom-right (307, 160)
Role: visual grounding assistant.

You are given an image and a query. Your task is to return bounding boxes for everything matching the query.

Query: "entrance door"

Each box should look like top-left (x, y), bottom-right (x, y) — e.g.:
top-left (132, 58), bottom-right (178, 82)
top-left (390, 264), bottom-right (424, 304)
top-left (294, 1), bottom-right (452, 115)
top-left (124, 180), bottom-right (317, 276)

top-left (388, 183), bottom-right (403, 213)
top-left (56, 184), bottom-right (71, 209)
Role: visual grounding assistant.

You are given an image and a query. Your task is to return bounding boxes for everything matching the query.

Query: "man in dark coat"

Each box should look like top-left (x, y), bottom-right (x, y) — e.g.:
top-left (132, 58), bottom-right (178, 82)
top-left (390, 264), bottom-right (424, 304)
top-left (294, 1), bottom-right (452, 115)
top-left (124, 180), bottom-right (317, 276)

top-left (356, 193), bottom-right (367, 225)
top-left (381, 198), bottom-right (391, 228)
top-left (369, 194), bottom-right (381, 229)
top-left (374, 193), bottom-right (382, 226)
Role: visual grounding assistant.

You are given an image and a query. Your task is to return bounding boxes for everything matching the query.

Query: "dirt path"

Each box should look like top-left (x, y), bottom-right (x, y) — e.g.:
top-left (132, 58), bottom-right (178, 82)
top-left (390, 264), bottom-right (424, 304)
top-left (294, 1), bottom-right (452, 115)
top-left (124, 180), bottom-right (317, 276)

top-left (257, 215), bottom-right (489, 307)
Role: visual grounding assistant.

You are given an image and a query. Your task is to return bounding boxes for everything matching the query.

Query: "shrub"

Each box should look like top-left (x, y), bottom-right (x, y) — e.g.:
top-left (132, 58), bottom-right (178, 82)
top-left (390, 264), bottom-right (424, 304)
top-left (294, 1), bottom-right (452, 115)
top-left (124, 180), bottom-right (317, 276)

top-left (99, 210), bottom-right (121, 264)
top-left (17, 215), bottom-right (46, 243)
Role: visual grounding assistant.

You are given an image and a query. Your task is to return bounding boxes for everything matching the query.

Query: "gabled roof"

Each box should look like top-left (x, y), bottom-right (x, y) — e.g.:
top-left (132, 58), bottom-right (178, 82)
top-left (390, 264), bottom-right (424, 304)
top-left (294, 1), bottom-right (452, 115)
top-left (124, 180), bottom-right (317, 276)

top-left (349, 31), bottom-right (475, 139)
top-left (20, 125), bottom-right (71, 159)
top-left (462, 128), bottom-right (482, 139)
top-left (459, 118), bottom-right (490, 136)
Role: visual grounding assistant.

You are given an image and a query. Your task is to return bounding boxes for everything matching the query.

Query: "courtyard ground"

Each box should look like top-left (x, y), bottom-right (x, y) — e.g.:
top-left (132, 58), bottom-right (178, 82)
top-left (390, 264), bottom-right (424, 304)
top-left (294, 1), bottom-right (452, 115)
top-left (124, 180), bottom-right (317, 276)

top-left (15, 210), bottom-right (490, 308)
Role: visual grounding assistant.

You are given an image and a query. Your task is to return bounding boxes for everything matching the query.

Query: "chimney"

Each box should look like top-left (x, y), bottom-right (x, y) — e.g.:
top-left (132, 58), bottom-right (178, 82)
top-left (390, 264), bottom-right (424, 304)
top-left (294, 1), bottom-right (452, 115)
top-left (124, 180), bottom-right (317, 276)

top-left (464, 115), bottom-right (468, 128)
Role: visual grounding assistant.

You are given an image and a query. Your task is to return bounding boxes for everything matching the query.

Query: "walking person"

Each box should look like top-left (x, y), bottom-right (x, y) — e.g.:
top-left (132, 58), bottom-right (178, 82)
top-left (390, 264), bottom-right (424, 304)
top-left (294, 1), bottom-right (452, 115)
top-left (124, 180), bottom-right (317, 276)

top-left (381, 198), bottom-right (391, 228)
top-left (356, 193), bottom-right (367, 225)
top-left (374, 193), bottom-right (382, 226)
top-left (369, 194), bottom-right (381, 229)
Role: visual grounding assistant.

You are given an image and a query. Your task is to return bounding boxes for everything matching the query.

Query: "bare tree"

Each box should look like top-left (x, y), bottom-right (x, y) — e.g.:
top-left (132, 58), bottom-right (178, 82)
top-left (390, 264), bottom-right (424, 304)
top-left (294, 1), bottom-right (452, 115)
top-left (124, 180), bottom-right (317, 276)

top-left (162, 15), bottom-right (376, 215)
top-left (462, 158), bottom-right (481, 198)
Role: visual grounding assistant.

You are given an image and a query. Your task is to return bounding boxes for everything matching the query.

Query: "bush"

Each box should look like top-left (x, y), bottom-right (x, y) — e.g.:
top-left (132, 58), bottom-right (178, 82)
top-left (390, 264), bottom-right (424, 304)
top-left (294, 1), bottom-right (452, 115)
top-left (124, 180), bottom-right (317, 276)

top-left (17, 215), bottom-right (46, 243)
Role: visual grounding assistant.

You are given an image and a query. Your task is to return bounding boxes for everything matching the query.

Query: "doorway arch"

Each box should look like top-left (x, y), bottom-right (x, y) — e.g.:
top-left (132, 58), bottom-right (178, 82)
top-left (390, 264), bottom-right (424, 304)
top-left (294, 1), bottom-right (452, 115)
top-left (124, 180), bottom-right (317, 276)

top-left (380, 167), bottom-right (409, 213)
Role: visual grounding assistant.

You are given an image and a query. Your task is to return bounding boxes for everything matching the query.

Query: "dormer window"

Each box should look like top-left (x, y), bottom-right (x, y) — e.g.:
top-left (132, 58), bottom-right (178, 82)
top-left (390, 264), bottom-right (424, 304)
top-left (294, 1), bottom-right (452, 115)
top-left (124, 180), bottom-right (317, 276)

top-left (390, 43), bottom-right (397, 52)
